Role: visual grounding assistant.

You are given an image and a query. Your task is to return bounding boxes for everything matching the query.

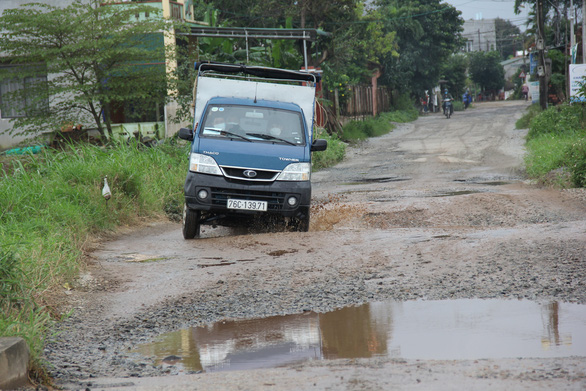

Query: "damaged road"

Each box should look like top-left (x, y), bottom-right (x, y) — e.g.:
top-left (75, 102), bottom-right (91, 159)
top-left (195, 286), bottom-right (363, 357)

top-left (45, 100), bottom-right (586, 390)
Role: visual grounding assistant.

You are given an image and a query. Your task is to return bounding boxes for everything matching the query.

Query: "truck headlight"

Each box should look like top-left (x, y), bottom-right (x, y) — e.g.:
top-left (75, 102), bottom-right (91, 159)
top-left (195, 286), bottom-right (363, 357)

top-left (277, 163), bottom-right (310, 181)
top-left (189, 153), bottom-right (222, 175)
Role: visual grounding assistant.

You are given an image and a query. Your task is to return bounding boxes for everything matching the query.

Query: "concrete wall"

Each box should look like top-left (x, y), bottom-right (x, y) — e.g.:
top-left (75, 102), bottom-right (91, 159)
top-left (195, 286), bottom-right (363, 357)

top-left (461, 19), bottom-right (497, 53)
top-left (0, 337), bottom-right (29, 390)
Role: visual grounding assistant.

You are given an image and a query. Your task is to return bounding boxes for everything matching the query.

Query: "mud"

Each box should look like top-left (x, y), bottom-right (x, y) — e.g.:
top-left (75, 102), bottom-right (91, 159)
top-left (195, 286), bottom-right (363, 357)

top-left (43, 101), bottom-right (586, 390)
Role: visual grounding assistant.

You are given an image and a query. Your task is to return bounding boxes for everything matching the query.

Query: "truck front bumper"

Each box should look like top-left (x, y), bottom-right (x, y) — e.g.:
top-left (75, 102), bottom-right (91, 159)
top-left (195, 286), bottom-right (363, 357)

top-left (184, 172), bottom-right (311, 218)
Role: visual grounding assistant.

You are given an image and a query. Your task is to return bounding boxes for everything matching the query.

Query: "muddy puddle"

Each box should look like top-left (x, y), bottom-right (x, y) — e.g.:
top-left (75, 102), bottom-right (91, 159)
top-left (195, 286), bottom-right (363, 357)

top-left (133, 299), bottom-right (586, 373)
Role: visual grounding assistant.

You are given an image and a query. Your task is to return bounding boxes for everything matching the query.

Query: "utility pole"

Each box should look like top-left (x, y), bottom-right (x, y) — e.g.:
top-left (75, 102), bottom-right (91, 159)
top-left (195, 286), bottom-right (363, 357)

top-left (537, 0), bottom-right (548, 109)
top-left (583, 0), bottom-right (586, 63)
top-left (570, 0), bottom-right (575, 57)
top-left (566, 0), bottom-right (572, 98)
top-left (478, 29), bottom-right (481, 51)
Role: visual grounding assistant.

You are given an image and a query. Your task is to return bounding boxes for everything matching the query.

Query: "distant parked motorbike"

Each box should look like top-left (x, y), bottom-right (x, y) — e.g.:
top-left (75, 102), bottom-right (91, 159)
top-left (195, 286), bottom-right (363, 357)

top-left (443, 98), bottom-right (453, 119)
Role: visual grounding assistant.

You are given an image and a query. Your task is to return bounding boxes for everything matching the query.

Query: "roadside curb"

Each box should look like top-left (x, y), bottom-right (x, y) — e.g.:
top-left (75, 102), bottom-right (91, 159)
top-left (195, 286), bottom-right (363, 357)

top-left (0, 337), bottom-right (29, 390)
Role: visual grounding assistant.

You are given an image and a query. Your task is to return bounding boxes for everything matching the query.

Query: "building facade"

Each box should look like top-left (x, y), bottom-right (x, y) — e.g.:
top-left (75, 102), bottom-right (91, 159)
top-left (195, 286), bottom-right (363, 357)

top-left (0, 0), bottom-right (193, 150)
top-left (461, 19), bottom-right (497, 53)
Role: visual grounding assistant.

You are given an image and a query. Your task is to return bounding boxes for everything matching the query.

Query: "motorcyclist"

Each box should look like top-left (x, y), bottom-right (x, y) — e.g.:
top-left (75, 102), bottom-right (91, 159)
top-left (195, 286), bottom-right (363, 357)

top-left (442, 89), bottom-right (454, 115)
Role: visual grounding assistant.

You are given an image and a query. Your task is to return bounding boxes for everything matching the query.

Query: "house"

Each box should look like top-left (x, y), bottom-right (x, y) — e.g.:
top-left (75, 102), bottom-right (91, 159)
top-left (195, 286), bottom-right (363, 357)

top-left (0, 0), bottom-right (196, 150)
top-left (461, 19), bottom-right (497, 53)
top-left (0, 0), bottom-right (77, 150)
top-left (501, 56), bottom-right (528, 80)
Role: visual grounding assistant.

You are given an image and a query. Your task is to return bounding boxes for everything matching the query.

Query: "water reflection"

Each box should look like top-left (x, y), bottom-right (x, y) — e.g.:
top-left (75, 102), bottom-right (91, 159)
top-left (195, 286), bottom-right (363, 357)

top-left (133, 299), bottom-right (586, 373)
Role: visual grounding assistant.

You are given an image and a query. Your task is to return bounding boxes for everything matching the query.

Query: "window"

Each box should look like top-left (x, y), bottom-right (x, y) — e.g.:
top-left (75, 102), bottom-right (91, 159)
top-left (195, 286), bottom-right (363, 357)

top-left (201, 105), bottom-right (306, 145)
top-left (0, 65), bottom-right (48, 119)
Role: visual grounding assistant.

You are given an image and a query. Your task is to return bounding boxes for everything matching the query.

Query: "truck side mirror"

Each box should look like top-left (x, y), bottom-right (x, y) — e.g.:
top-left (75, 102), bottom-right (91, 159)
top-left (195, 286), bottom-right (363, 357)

top-left (178, 127), bottom-right (194, 141)
top-left (311, 139), bottom-right (327, 152)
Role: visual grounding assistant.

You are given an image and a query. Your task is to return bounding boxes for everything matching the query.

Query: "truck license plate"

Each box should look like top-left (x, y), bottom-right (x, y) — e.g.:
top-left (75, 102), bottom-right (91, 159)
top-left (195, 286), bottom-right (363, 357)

top-left (227, 199), bottom-right (268, 211)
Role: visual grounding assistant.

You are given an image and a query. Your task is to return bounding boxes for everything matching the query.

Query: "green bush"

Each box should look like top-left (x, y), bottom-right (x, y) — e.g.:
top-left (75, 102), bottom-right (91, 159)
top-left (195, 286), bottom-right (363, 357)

top-left (312, 130), bottom-right (346, 170)
top-left (392, 93), bottom-right (415, 111)
top-left (523, 103), bottom-right (586, 188)
top-left (565, 137), bottom-right (586, 187)
top-left (339, 108), bottom-right (418, 144)
top-left (516, 103), bottom-right (542, 130)
top-left (526, 104), bottom-right (585, 140)
top-left (452, 101), bottom-right (465, 111)
top-left (380, 109), bottom-right (418, 123)
top-left (524, 134), bottom-right (577, 179)
top-left (341, 115), bottom-right (398, 142)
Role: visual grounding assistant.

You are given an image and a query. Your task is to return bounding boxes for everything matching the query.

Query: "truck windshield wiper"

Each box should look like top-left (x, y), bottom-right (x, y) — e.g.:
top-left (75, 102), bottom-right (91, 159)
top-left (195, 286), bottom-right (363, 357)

top-left (246, 133), bottom-right (296, 146)
top-left (220, 130), bottom-right (252, 142)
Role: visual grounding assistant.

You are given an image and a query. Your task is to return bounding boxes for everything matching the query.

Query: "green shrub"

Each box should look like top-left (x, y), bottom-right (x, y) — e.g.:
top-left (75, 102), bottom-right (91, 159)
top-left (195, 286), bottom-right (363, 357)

top-left (523, 103), bottom-right (586, 188)
top-left (524, 134), bottom-right (577, 179)
top-left (526, 104), bottom-right (585, 140)
top-left (342, 116), bottom-right (393, 142)
top-left (0, 249), bottom-right (23, 303)
top-left (452, 101), bottom-right (465, 112)
top-left (340, 108), bottom-right (417, 144)
top-left (392, 93), bottom-right (415, 111)
top-left (380, 109), bottom-right (418, 123)
top-left (341, 120), bottom-right (368, 142)
top-left (516, 104), bottom-right (542, 130)
top-left (565, 137), bottom-right (586, 187)
top-left (312, 130), bottom-right (346, 171)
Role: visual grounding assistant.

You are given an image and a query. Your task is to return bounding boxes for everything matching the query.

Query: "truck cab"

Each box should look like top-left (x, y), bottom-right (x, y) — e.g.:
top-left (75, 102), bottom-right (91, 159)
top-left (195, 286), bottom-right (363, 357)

top-left (178, 62), bottom-right (327, 238)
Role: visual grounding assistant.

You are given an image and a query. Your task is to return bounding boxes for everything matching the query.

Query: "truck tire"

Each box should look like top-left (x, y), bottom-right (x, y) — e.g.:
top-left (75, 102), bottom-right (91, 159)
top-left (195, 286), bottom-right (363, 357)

top-left (292, 207), bottom-right (310, 232)
top-left (182, 204), bottom-right (201, 239)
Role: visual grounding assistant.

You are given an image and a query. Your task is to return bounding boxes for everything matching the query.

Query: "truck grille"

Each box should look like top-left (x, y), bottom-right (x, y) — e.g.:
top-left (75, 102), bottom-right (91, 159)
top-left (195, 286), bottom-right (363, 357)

top-left (221, 166), bottom-right (279, 181)
top-left (210, 187), bottom-right (285, 211)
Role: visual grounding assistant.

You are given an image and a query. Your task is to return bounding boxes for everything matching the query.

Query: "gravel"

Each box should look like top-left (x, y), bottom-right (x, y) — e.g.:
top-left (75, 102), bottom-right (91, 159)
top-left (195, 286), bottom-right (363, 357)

top-left (40, 101), bottom-right (586, 390)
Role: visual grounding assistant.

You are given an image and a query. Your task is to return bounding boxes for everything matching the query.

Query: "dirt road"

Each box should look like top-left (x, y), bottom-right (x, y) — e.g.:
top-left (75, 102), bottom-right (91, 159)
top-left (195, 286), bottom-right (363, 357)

top-left (46, 100), bottom-right (586, 390)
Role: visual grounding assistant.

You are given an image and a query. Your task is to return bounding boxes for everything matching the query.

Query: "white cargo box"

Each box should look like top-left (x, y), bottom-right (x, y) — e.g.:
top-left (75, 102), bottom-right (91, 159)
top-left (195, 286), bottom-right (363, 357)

top-left (194, 73), bottom-right (317, 136)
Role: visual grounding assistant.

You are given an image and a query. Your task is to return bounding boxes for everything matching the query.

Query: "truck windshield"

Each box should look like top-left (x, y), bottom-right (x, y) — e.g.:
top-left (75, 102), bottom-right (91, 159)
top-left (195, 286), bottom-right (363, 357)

top-left (201, 105), bottom-right (305, 146)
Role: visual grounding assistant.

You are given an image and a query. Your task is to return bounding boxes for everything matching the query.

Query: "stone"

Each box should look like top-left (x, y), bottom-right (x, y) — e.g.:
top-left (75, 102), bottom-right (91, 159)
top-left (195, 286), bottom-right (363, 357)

top-left (0, 337), bottom-right (30, 390)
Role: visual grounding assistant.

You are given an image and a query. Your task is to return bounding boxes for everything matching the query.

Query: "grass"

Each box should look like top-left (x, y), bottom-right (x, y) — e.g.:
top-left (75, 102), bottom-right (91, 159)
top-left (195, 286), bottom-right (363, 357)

top-left (312, 128), bottom-right (347, 171)
top-left (341, 108), bottom-right (418, 144)
top-left (0, 140), bottom-right (187, 379)
top-left (519, 103), bottom-right (586, 187)
top-left (515, 103), bottom-right (543, 130)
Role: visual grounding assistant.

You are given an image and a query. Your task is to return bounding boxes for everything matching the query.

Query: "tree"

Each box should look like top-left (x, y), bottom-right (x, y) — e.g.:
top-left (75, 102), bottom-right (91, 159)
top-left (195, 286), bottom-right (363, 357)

top-left (495, 18), bottom-right (522, 60)
top-left (199, 0), bottom-right (367, 69)
top-left (440, 54), bottom-right (468, 97)
top-left (374, 0), bottom-right (465, 98)
top-left (0, 0), bottom-right (175, 139)
top-left (468, 51), bottom-right (505, 93)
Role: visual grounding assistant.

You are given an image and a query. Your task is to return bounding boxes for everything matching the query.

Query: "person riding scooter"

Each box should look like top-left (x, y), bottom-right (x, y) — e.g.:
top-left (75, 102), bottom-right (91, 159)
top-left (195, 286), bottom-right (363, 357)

top-left (442, 89), bottom-right (454, 116)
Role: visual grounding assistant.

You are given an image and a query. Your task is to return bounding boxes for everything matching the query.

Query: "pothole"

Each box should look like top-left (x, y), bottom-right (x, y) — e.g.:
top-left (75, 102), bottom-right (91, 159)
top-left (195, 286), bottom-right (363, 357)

top-left (343, 176), bottom-right (411, 185)
top-left (431, 190), bottom-right (482, 197)
top-left (132, 299), bottom-right (586, 373)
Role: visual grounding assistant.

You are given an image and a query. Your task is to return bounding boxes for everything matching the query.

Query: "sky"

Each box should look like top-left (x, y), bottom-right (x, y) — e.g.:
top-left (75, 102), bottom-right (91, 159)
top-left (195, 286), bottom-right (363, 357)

top-left (445, 0), bottom-right (532, 30)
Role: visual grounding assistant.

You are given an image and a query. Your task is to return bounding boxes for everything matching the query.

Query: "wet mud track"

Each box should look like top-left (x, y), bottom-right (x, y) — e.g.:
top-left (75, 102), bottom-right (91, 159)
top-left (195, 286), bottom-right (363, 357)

top-left (45, 101), bottom-right (586, 390)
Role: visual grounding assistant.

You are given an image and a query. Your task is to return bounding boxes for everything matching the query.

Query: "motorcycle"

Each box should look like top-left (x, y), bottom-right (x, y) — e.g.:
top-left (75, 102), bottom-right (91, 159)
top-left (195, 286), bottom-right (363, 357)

top-left (443, 98), bottom-right (453, 119)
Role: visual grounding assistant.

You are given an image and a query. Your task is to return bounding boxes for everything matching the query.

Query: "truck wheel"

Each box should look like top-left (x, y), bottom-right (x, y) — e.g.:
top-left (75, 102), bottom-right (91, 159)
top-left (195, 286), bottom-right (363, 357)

top-left (182, 204), bottom-right (201, 239)
top-left (293, 207), bottom-right (310, 232)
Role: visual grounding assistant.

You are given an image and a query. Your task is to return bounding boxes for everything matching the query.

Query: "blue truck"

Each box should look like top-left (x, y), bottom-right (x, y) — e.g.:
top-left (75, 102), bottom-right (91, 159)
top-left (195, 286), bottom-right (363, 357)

top-left (178, 62), bottom-right (327, 239)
